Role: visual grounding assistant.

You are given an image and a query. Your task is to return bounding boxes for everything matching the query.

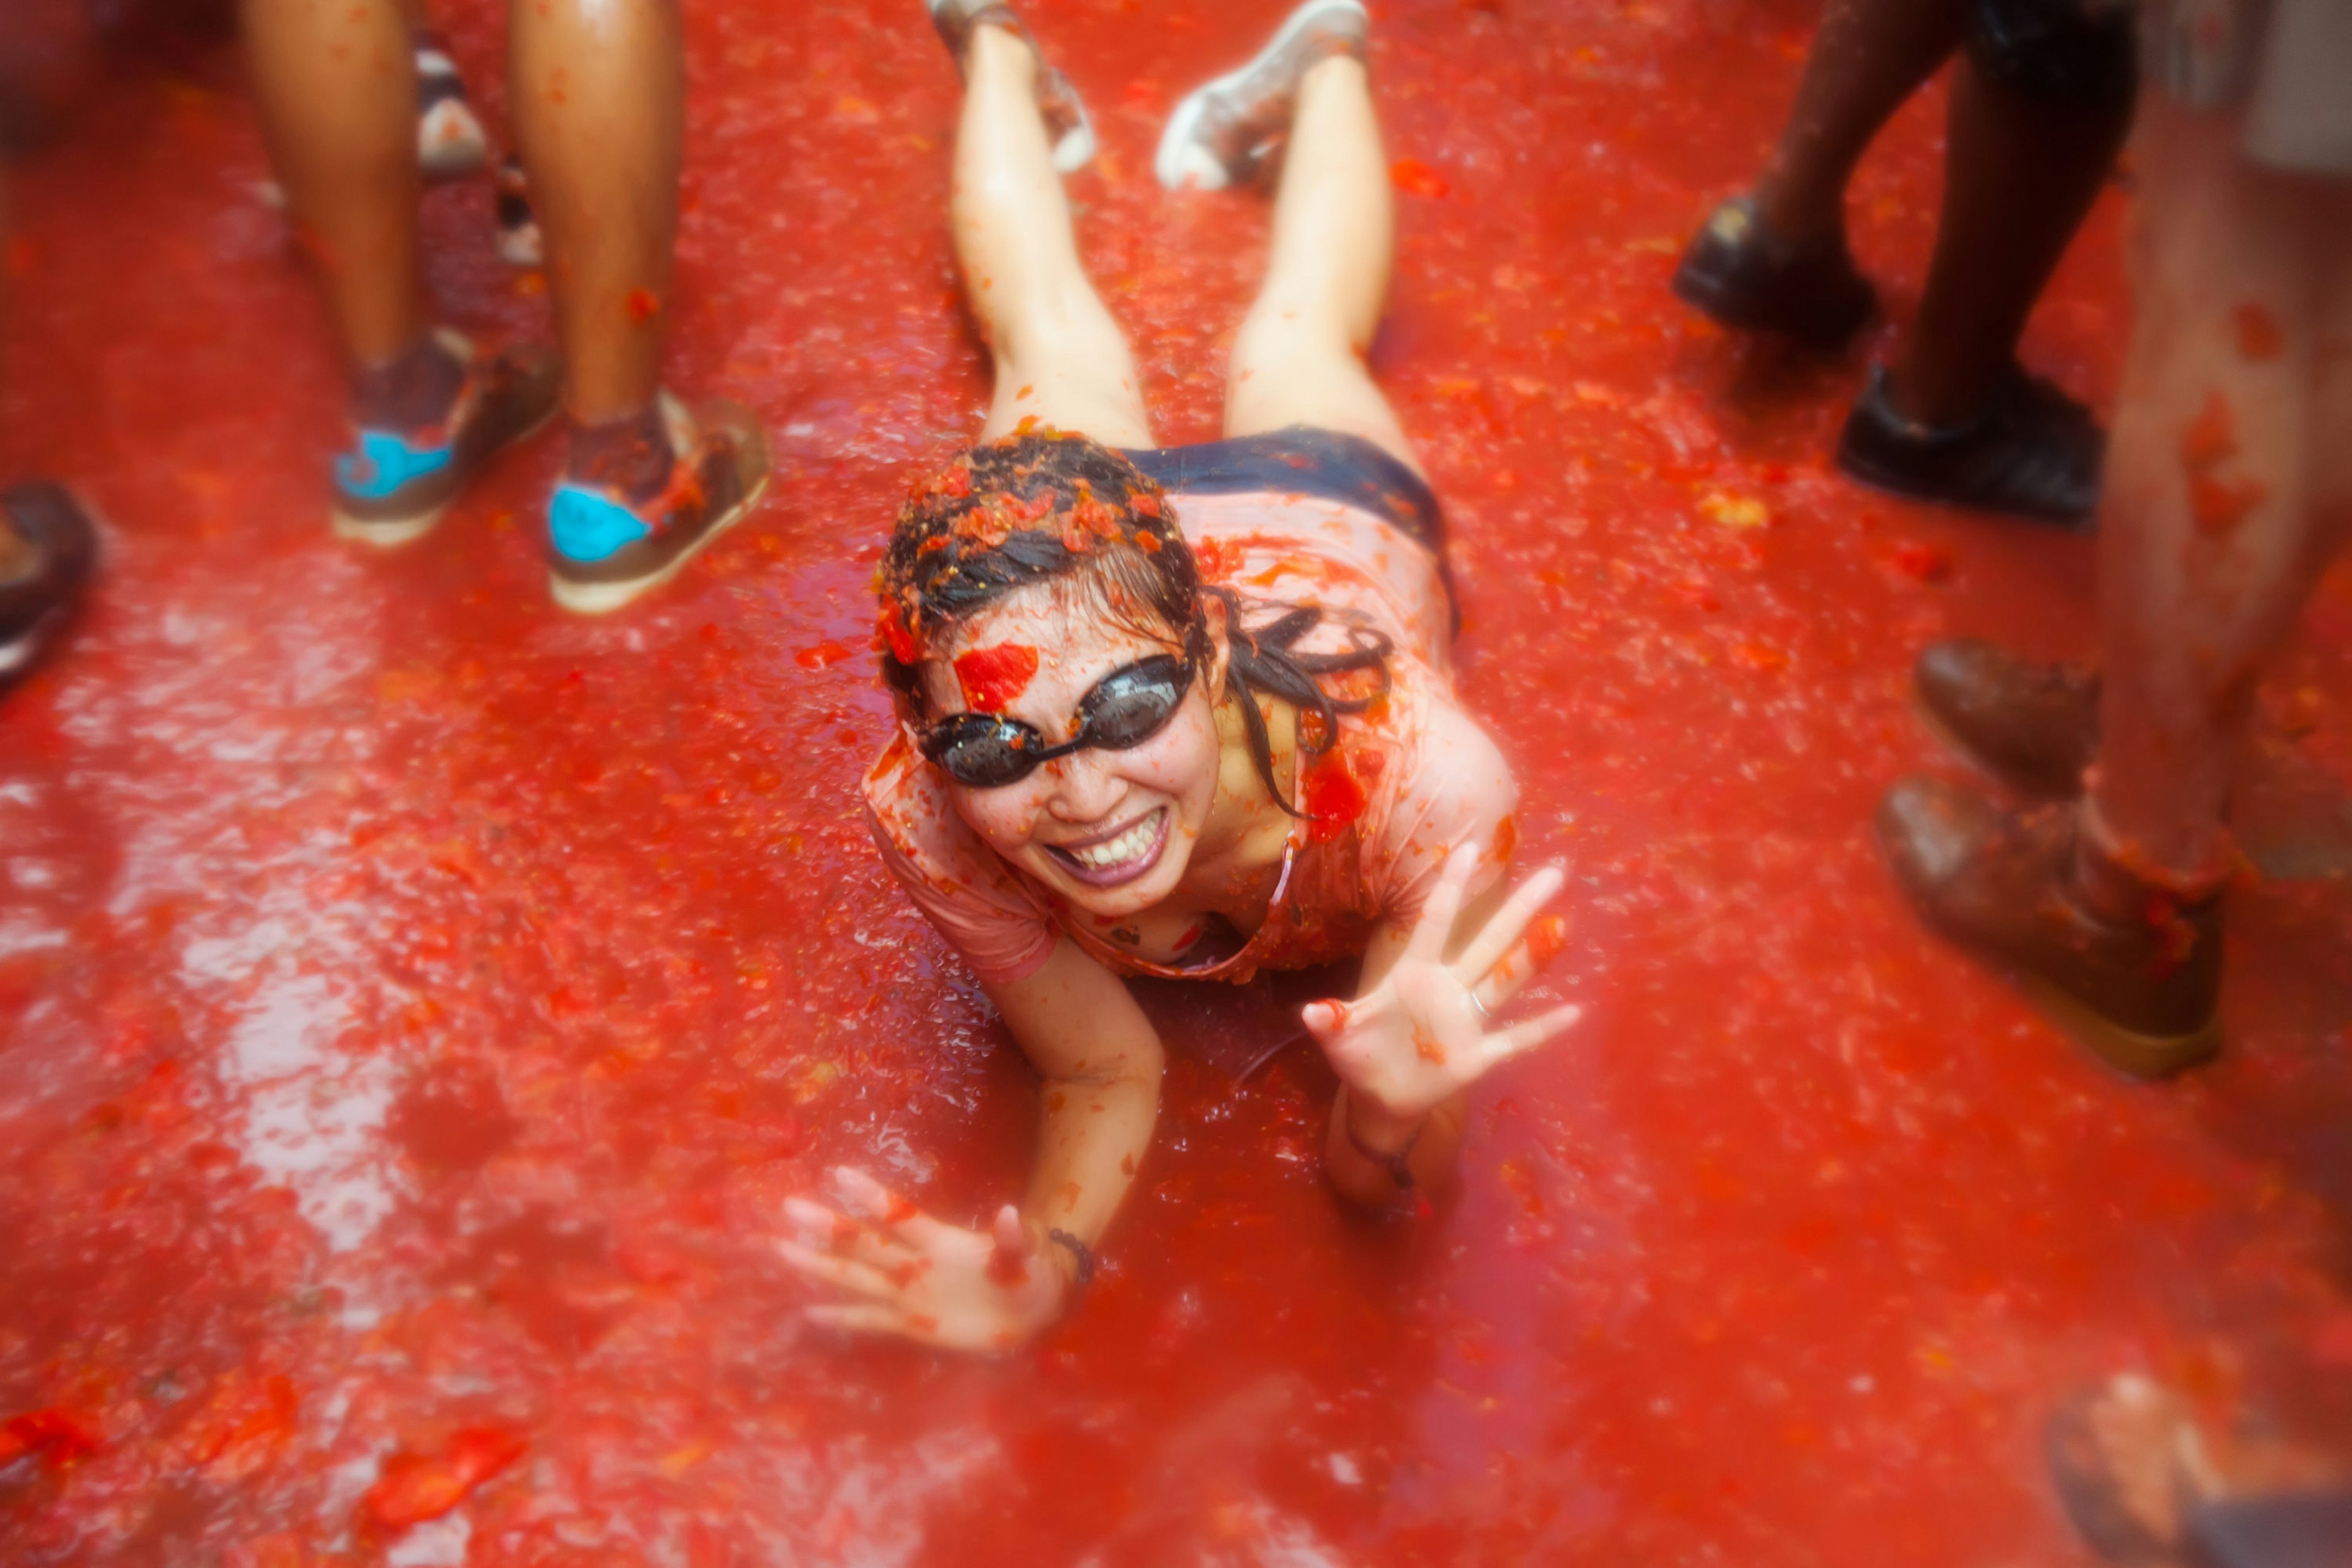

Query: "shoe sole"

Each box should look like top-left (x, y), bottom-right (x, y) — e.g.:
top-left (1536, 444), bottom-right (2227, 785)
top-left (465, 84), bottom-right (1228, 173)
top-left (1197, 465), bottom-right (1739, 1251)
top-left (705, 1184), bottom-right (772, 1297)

top-left (1155, 0), bottom-right (1367, 191)
top-left (2016, 970), bottom-right (2221, 1081)
top-left (1836, 442), bottom-right (2098, 530)
top-left (545, 423), bottom-right (774, 616)
top-left (330, 400), bottom-right (560, 550)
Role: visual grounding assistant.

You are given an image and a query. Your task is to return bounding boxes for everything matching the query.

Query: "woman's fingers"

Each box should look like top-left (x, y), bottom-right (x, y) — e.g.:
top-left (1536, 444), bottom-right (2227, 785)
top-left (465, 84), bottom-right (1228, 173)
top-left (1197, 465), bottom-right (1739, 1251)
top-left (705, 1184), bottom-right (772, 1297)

top-left (830, 1164), bottom-right (957, 1249)
top-left (782, 1196), bottom-right (916, 1268)
top-left (1478, 1001), bottom-right (1585, 1069)
top-left (778, 1238), bottom-right (900, 1299)
top-left (804, 1302), bottom-right (908, 1337)
top-left (1452, 865), bottom-right (1566, 981)
top-left (1404, 844), bottom-right (1481, 965)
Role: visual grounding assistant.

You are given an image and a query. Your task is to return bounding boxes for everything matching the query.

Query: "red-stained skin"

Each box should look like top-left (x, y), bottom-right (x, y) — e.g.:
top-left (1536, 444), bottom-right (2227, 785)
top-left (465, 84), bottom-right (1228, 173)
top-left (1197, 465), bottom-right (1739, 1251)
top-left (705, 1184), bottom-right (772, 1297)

top-left (952, 643), bottom-right (1041, 714)
top-left (2232, 302), bottom-right (2285, 363)
top-left (2178, 391), bottom-right (2267, 535)
top-left (1, 4), bottom-right (2348, 1566)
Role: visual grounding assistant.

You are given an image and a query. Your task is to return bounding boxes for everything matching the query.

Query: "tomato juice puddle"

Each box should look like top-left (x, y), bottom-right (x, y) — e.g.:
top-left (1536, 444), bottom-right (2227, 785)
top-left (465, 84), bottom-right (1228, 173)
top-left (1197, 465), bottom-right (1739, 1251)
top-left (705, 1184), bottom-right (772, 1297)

top-left (2, 1), bottom-right (2350, 1564)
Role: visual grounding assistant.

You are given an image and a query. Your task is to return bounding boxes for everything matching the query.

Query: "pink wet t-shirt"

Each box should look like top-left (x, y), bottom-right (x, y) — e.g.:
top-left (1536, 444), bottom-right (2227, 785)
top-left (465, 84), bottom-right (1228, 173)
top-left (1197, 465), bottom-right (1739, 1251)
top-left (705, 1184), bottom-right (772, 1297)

top-left (862, 489), bottom-right (1518, 988)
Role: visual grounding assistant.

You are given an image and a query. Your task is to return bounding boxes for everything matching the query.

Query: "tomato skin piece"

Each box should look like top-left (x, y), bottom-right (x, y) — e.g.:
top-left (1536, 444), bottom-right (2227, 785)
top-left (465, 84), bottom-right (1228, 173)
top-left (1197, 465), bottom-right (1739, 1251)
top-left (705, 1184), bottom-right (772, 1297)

top-left (954, 643), bottom-right (1041, 713)
top-left (2, 1408), bottom-right (104, 1468)
top-left (1301, 751), bottom-right (1368, 844)
top-left (1390, 157), bottom-right (1450, 198)
top-left (879, 601), bottom-right (920, 665)
top-left (360, 1426), bottom-right (528, 1532)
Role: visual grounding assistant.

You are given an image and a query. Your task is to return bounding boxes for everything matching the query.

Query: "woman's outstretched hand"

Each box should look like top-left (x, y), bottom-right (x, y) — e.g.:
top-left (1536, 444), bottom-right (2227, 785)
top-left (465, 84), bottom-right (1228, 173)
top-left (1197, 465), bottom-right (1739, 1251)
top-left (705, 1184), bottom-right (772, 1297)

top-left (778, 1166), bottom-right (1071, 1353)
top-left (1302, 845), bottom-right (1581, 1124)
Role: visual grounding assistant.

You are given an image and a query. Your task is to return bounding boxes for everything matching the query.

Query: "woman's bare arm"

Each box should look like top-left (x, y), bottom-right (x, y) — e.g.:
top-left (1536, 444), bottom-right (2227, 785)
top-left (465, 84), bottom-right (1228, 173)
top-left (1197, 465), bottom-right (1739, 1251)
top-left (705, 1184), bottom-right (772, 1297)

top-left (989, 938), bottom-right (1164, 1261)
top-left (775, 938), bottom-right (1159, 1351)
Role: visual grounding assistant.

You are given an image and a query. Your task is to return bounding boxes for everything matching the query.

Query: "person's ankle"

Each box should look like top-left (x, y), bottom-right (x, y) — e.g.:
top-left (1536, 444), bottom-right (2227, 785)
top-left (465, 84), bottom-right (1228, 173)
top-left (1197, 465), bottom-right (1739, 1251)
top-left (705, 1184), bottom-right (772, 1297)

top-left (967, 18), bottom-right (1036, 84)
top-left (2071, 796), bottom-right (2230, 922)
top-left (1880, 358), bottom-right (1996, 431)
top-left (1749, 178), bottom-right (1843, 254)
top-left (350, 333), bottom-right (467, 432)
top-left (567, 405), bottom-right (677, 505)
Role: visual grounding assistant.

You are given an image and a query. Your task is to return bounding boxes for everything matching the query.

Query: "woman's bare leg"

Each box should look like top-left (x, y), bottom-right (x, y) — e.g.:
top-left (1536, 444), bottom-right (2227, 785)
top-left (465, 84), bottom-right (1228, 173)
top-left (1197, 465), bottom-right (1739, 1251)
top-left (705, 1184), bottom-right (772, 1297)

top-left (1222, 55), bottom-right (1417, 472)
top-left (2090, 98), bottom-right (2349, 881)
top-left (957, 24), bottom-right (1150, 448)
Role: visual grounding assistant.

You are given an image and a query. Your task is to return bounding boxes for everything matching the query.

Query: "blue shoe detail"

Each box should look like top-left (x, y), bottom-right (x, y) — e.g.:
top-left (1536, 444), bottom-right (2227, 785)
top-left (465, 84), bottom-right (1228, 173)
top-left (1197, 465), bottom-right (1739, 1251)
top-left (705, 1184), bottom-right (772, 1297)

top-left (548, 483), bottom-right (652, 564)
top-left (335, 428), bottom-right (456, 502)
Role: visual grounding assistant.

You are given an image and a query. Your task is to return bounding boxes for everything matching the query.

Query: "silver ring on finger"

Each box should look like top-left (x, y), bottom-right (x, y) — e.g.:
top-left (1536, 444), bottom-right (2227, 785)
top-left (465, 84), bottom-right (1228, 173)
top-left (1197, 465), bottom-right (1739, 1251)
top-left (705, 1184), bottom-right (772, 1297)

top-left (1466, 988), bottom-right (1493, 1023)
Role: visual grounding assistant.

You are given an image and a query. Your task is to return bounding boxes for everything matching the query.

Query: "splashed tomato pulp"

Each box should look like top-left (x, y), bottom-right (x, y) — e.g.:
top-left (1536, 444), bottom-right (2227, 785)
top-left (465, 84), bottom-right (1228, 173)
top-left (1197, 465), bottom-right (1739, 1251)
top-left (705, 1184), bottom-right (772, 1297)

top-left (1, 1), bottom-right (2349, 1564)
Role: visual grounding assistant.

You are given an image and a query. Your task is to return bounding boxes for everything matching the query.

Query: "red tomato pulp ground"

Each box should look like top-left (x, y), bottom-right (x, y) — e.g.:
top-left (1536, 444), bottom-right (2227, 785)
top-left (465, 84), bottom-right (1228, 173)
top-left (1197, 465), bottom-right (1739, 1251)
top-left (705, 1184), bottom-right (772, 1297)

top-left (3, 1), bottom-right (2350, 1562)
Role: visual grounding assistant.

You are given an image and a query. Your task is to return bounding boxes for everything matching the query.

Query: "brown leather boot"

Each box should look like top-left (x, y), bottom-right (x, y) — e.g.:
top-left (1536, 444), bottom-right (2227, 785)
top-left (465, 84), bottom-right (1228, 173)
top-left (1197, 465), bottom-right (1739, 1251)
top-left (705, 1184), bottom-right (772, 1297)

top-left (1877, 777), bottom-right (2222, 1077)
top-left (1914, 639), bottom-right (2098, 799)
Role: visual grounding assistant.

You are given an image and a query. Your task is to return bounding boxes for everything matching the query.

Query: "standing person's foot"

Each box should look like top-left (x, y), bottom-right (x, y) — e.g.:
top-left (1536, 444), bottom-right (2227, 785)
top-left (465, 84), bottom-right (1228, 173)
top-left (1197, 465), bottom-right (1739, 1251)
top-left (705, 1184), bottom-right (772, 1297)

top-left (1838, 364), bottom-right (2104, 526)
top-left (1670, 196), bottom-right (1878, 350)
top-left (1153, 0), bottom-right (1370, 191)
top-left (927, 0), bottom-right (1095, 173)
top-left (2046, 1374), bottom-right (2352, 1566)
top-left (494, 156), bottom-right (544, 269)
top-left (1914, 638), bottom-right (2099, 799)
top-left (414, 32), bottom-right (491, 184)
top-left (1875, 778), bottom-right (2223, 1077)
top-left (0, 483), bottom-right (100, 694)
top-left (544, 394), bottom-right (771, 615)
top-left (333, 332), bottom-right (562, 548)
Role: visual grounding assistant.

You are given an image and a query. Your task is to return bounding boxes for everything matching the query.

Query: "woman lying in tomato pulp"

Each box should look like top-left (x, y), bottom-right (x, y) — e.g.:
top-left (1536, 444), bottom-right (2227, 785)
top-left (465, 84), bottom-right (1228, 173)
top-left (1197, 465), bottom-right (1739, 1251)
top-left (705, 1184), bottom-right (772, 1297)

top-left (776, 0), bottom-right (1581, 1351)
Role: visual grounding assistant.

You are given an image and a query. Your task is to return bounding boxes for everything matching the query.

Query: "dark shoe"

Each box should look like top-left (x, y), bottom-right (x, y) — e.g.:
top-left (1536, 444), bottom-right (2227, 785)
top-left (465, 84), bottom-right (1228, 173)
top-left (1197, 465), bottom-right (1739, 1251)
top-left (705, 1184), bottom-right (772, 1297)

top-left (1915, 638), bottom-right (2098, 799)
top-left (0, 482), bottom-right (100, 693)
top-left (545, 394), bottom-right (771, 614)
top-left (1154, 0), bottom-right (1369, 191)
top-left (1838, 364), bottom-right (2103, 526)
top-left (331, 333), bottom-right (562, 548)
top-left (1670, 197), bottom-right (1878, 350)
top-left (1877, 777), bottom-right (2222, 1077)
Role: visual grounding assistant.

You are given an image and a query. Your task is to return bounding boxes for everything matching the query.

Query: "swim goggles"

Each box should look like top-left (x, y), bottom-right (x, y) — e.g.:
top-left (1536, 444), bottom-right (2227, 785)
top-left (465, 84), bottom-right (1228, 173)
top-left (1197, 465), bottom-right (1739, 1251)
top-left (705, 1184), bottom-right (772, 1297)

top-left (919, 628), bottom-right (1202, 790)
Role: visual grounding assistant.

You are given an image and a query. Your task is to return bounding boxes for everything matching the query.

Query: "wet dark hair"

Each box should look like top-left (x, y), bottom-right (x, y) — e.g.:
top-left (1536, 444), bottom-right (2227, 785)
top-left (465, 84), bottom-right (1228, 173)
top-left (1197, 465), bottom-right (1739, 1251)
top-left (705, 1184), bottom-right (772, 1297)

top-left (877, 431), bottom-right (1392, 813)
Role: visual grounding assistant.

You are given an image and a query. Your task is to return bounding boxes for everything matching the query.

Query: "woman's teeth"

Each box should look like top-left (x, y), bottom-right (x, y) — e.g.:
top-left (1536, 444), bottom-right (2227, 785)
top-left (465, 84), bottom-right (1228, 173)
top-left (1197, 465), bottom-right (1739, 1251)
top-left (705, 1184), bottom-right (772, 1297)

top-left (1069, 809), bottom-right (1163, 870)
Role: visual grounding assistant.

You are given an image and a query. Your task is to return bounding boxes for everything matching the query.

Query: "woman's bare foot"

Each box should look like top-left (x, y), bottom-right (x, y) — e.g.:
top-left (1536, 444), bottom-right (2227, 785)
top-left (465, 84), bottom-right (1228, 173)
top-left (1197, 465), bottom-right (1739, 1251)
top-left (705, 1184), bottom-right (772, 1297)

top-left (925, 0), bottom-right (1094, 173)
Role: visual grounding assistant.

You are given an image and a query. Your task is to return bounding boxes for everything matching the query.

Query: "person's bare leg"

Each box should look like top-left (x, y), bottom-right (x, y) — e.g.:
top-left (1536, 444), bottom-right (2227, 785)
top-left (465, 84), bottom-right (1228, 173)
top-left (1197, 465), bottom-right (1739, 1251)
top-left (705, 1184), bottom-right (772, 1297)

top-left (2090, 98), bottom-right (2338, 883)
top-left (508, 0), bottom-right (680, 489)
top-left (243, 0), bottom-right (459, 426)
top-left (1223, 54), bottom-right (1415, 470)
top-left (956, 24), bottom-right (1150, 447)
top-left (1888, 58), bottom-right (2133, 426)
top-left (1751, 0), bottom-right (1967, 249)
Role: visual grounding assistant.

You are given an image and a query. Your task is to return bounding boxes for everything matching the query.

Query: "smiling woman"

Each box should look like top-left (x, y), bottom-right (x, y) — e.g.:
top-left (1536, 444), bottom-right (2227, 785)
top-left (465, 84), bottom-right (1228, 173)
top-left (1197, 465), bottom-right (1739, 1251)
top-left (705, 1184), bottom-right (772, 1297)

top-left (773, 0), bottom-right (1583, 1353)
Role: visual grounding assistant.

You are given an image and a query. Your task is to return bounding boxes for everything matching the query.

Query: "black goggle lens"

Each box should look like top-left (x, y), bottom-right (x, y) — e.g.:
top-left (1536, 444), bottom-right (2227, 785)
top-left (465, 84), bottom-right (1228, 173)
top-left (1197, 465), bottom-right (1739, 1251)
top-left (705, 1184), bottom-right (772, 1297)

top-left (924, 652), bottom-right (1194, 788)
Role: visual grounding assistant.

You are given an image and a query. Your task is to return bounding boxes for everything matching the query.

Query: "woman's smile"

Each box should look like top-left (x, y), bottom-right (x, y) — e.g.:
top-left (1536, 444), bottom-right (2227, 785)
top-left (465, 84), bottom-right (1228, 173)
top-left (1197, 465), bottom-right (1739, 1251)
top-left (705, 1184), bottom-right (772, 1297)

top-left (1044, 805), bottom-right (1170, 886)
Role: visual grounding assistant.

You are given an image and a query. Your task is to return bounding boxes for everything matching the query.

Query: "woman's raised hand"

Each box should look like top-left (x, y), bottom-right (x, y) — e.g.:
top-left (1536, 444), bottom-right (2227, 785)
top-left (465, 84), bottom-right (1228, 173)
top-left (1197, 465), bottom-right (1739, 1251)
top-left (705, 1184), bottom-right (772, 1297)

top-left (1301, 845), bottom-right (1581, 1124)
top-left (778, 1166), bottom-right (1071, 1352)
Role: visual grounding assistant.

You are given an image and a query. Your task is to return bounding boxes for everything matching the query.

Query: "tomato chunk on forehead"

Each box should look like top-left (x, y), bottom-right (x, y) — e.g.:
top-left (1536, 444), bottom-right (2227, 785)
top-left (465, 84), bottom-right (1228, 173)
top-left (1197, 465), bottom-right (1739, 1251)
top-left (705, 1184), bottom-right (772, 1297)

top-left (954, 643), bottom-right (1042, 713)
